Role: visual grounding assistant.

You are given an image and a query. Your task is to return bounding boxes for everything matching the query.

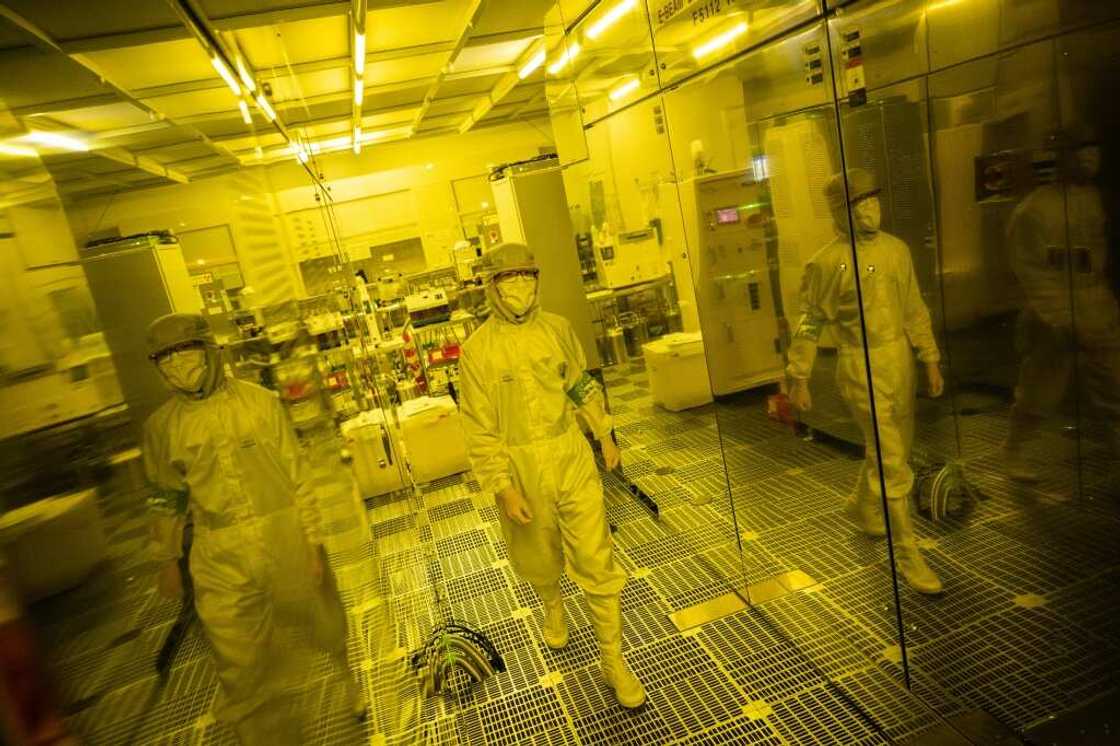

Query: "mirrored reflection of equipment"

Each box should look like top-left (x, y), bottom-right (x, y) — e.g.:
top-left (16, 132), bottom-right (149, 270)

top-left (593, 227), bottom-right (665, 289)
top-left (688, 169), bottom-right (783, 394)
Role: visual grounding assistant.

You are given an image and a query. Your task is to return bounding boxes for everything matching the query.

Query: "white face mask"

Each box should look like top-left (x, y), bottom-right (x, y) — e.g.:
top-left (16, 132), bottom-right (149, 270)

top-left (852, 196), bottom-right (881, 236)
top-left (158, 348), bottom-right (208, 392)
top-left (496, 275), bottom-right (538, 317)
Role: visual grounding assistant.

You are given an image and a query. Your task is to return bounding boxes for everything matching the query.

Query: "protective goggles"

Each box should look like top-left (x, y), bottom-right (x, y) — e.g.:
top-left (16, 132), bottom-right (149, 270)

top-left (149, 340), bottom-right (207, 364)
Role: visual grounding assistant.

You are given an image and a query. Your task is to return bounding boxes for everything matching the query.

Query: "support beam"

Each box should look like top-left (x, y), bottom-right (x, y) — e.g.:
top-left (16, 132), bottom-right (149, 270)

top-left (411, 0), bottom-right (487, 133)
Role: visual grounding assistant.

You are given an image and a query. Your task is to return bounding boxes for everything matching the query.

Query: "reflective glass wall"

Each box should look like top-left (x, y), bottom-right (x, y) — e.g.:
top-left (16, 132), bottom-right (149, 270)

top-left (548, 0), bottom-right (1120, 741)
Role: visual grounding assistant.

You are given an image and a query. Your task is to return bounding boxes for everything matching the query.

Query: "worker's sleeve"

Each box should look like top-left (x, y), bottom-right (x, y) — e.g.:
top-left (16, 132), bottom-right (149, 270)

top-left (560, 320), bottom-right (613, 441)
top-left (271, 394), bottom-right (322, 547)
top-left (900, 243), bottom-right (940, 364)
top-left (786, 262), bottom-right (826, 380)
top-left (142, 421), bottom-right (187, 564)
top-left (459, 344), bottom-right (514, 496)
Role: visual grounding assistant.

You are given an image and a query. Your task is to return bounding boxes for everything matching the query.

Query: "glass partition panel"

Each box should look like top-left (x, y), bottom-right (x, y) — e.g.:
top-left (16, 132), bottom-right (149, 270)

top-left (559, 0), bottom-right (660, 123)
top-left (833, 0), bottom-right (1120, 740)
top-left (649, 0), bottom-right (821, 87)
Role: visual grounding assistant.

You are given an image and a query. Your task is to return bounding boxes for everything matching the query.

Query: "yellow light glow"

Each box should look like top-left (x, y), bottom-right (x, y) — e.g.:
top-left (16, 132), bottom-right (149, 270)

top-left (0, 142), bottom-right (37, 157)
top-left (353, 126), bottom-right (362, 154)
top-left (236, 58), bottom-right (256, 93)
top-left (608, 78), bottom-right (640, 101)
top-left (238, 100), bottom-right (252, 125)
top-left (23, 130), bottom-right (89, 152)
top-left (354, 32), bottom-right (366, 76)
top-left (354, 78), bottom-right (364, 107)
top-left (255, 94), bottom-right (276, 121)
top-left (586, 0), bottom-right (637, 40)
top-left (518, 49), bottom-right (546, 79)
top-left (927, 0), bottom-right (965, 10)
top-left (254, 145), bottom-right (264, 159)
top-left (691, 21), bottom-right (748, 59)
top-left (546, 42), bottom-right (580, 75)
top-left (211, 56), bottom-right (241, 95)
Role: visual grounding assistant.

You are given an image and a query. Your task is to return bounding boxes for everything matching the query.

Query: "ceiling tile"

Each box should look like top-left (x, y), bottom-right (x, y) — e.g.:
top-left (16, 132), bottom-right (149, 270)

top-left (366, 53), bottom-right (447, 87)
top-left (451, 37), bottom-right (534, 72)
top-left (42, 102), bottom-right (154, 133)
top-left (267, 68), bottom-right (350, 103)
top-left (366, 0), bottom-right (472, 50)
top-left (77, 39), bottom-right (216, 90)
top-left (235, 15), bottom-right (348, 68)
top-left (141, 88), bottom-right (243, 120)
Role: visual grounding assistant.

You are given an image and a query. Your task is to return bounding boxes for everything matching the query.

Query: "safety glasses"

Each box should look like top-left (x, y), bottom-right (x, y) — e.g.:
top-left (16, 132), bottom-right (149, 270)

top-left (493, 269), bottom-right (538, 282)
top-left (149, 340), bottom-right (206, 364)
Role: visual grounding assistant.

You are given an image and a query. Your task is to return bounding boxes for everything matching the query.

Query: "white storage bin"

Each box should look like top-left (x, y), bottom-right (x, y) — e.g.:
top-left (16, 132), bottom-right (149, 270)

top-left (341, 410), bottom-right (406, 498)
top-left (398, 396), bottom-right (471, 484)
top-left (642, 333), bottom-right (714, 412)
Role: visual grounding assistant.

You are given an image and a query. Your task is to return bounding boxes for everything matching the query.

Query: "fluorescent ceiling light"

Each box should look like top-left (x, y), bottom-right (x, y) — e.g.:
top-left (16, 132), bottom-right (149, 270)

top-left (518, 49), bottom-right (546, 79)
top-left (692, 21), bottom-right (748, 59)
top-left (608, 77), bottom-right (640, 101)
top-left (354, 78), bottom-right (364, 107)
top-left (238, 99), bottom-right (252, 125)
top-left (0, 142), bottom-right (37, 157)
top-left (23, 130), bottom-right (89, 152)
top-left (547, 42), bottom-right (580, 75)
top-left (255, 93), bottom-right (276, 121)
top-left (354, 32), bottom-right (366, 76)
top-left (586, 0), bottom-right (636, 40)
top-left (235, 58), bottom-right (256, 92)
top-left (353, 126), bottom-right (362, 154)
top-left (211, 55), bottom-right (241, 95)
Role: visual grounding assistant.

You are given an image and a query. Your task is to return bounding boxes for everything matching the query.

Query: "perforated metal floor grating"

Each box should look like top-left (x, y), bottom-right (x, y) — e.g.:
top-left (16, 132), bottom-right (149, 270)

top-left (44, 368), bottom-right (1118, 744)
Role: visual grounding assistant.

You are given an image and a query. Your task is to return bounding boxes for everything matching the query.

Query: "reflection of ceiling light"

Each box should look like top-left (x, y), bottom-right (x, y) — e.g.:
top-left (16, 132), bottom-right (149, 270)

top-left (0, 142), bottom-right (37, 157)
top-left (481, 200), bottom-right (489, 209)
top-left (586, 0), bottom-right (637, 40)
top-left (354, 79), bottom-right (364, 106)
top-left (197, 259), bottom-right (206, 266)
top-left (692, 21), bottom-right (748, 59)
top-left (609, 78), bottom-right (640, 101)
top-left (354, 31), bottom-right (366, 76)
top-left (235, 58), bottom-right (256, 92)
top-left (211, 55), bottom-right (241, 95)
top-left (546, 42), bottom-right (580, 75)
top-left (927, 0), bottom-right (964, 10)
top-left (238, 99), bottom-right (252, 125)
top-left (518, 49), bottom-right (545, 79)
top-left (353, 126), bottom-right (362, 155)
top-left (254, 145), bottom-right (264, 159)
top-left (23, 131), bottom-right (89, 152)
top-left (255, 94), bottom-right (276, 121)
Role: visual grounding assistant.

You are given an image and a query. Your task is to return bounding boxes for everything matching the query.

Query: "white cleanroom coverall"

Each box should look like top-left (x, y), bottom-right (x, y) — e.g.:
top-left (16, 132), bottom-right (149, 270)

top-left (143, 313), bottom-right (355, 744)
top-left (459, 306), bottom-right (625, 594)
top-left (788, 230), bottom-right (940, 505)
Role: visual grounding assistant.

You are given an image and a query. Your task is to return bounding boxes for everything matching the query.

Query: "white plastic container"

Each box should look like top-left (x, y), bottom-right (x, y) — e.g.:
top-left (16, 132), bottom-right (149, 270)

top-left (642, 332), bottom-right (714, 412)
top-left (341, 410), bottom-right (406, 498)
top-left (398, 396), bottom-right (471, 483)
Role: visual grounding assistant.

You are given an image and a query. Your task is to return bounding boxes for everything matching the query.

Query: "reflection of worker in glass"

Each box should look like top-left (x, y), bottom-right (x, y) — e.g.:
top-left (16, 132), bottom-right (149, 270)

top-left (787, 169), bottom-right (944, 595)
top-left (1004, 138), bottom-right (1120, 480)
top-left (142, 314), bottom-right (364, 744)
top-left (459, 243), bottom-right (645, 708)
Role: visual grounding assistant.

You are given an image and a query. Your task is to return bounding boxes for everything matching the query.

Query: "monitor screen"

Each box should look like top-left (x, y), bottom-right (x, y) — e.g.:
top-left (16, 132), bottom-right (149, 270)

top-left (715, 207), bottom-right (740, 225)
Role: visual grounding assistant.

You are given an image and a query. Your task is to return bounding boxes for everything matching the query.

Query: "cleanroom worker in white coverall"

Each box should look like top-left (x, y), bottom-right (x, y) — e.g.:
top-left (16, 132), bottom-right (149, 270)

top-left (459, 242), bottom-right (646, 708)
top-left (1004, 138), bottom-right (1120, 481)
top-left (142, 313), bottom-right (364, 744)
top-left (787, 169), bottom-right (944, 595)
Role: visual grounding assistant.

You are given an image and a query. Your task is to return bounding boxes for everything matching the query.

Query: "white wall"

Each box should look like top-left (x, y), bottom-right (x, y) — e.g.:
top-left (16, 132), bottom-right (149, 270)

top-left (66, 119), bottom-right (555, 300)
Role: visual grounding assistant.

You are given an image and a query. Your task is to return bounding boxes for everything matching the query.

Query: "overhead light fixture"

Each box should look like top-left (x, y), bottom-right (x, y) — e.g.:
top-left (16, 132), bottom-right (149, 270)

top-left (609, 77), bottom-right (640, 101)
top-left (586, 0), bottom-right (637, 40)
top-left (353, 126), bottom-right (362, 154)
top-left (546, 42), bottom-right (581, 75)
top-left (518, 49), bottom-right (546, 79)
top-left (211, 55), bottom-right (241, 95)
top-left (0, 142), bottom-right (37, 157)
top-left (235, 57), bottom-right (256, 93)
top-left (354, 31), bottom-right (366, 76)
top-left (692, 21), bottom-right (748, 59)
top-left (354, 78), bottom-right (364, 107)
top-left (255, 93), bottom-right (276, 121)
top-left (23, 130), bottom-right (89, 152)
top-left (238, 99), bottom-right (252, 125)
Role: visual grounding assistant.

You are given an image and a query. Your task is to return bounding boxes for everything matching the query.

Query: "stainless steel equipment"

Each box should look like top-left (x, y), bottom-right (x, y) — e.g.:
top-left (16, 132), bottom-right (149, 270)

top-left (79, 232), bottom-right (201, 437)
